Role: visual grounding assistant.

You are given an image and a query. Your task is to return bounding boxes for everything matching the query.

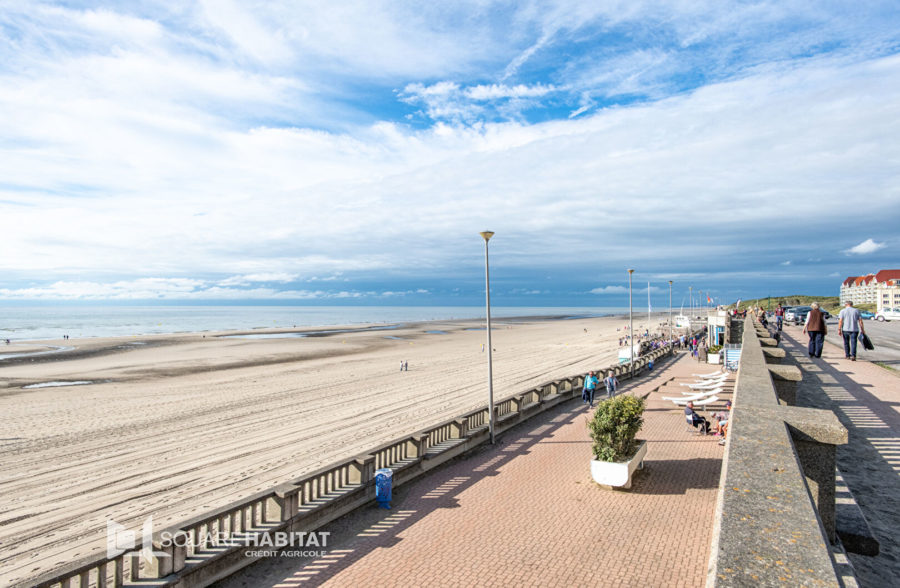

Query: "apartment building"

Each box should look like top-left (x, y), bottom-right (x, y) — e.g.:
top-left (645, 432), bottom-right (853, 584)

top-left (841, 269), bottom-right (900, 309)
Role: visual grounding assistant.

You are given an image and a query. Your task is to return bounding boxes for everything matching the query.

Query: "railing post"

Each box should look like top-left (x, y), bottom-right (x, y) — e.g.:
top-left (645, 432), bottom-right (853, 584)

top-left (267, 487), bottom-right (297, 523)
top-left (148, 534), bottom-right (176, 578)
top-left (352, 454), bottom-right (375, 484)
top-left (406, 433), bottom-right (428, 458)
top-left (451, 418), bottom-right (468, 439)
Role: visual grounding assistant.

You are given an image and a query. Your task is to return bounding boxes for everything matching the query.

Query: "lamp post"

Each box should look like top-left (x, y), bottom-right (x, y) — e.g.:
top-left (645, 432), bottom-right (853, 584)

top-left (628, 269), bottom-right (634, 379)
top-left (480, 231), bottom-right (496, 444)
top-left (689, 285), bottom-right (693, 320)
top-left (668, 280), bottom-right (673, 343)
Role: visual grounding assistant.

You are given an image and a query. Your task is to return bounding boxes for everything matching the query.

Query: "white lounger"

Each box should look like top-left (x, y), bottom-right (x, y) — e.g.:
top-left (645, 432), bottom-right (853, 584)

top-left (681, 387), bottom-right (722, 396)
top-left (668, 395), bottom-right (719, 407)
top-left (663, 388), bottom-right (720, 402)
top-left (681, 379), bottom-right (726, 389)
top-left (693, 371), bottom-right (725, 379)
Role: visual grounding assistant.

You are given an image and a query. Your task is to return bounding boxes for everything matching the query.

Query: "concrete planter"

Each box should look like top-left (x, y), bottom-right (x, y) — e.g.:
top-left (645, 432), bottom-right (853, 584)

top-left (590, 440), bottom-right (647, 490)
top-left (708, 353), bottom-right (721, 364)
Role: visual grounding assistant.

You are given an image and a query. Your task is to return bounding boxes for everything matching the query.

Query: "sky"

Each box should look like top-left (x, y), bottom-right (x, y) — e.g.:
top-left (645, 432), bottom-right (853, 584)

top-left (1, 1), bottom-right (898, 308)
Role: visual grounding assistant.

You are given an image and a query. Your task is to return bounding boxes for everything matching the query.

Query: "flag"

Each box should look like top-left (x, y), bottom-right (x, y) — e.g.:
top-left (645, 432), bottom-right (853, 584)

top-left (648, 282), bottom-right (652, 312)
top-left (707, 294), bottom-right (712, 304)
top-left (736, 298), bottom-right (742, 308)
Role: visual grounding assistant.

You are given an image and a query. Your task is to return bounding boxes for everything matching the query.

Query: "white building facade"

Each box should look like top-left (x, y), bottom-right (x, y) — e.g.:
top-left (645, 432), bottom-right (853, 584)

top-left (841, 270), bottom-right (900, 309)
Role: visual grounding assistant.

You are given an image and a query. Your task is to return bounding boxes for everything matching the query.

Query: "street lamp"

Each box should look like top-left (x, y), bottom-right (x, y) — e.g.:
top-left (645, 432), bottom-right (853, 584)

top-left (628, 269), bottom-right (634, 379)
top-left (668, 280), bottom-right (673, 343)
top-left (480, 231), bottom-right (496, 444)
top-left (689, 285), bottom-right (693, 320)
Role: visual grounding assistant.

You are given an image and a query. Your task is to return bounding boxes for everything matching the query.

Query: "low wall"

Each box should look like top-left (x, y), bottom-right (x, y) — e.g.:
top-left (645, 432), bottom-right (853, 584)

top-left (22, 344), bottom-right (677, 588)
top-left (707, 317), bottom-right (848, 587)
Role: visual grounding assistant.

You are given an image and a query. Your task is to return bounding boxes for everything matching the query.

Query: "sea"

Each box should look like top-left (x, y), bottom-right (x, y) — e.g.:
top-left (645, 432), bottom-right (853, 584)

top-left (0, 306), bottom-right (630, 342)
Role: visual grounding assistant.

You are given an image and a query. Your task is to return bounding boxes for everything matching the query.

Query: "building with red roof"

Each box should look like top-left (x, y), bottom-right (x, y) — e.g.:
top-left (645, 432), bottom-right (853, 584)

top-left (840, 270), bottom-right (900, 309)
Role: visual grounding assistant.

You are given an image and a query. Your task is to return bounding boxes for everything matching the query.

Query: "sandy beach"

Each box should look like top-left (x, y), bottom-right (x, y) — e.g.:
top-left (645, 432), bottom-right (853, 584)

top-left (0, 314), bottom-right (664, 585)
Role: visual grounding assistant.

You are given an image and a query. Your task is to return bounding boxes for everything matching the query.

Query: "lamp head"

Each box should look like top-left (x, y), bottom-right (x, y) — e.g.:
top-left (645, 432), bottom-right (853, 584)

top-left (668, 280), bottom-right (673, 285)
top-left (479, 231), bottom-right (494, 242)
top-left (627, 268), bottom-right (634, 274)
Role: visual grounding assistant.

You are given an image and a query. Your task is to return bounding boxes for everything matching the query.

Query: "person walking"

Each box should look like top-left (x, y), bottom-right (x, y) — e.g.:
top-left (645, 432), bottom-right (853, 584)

top-left (837, 300), bottom-right (866, 361)
top-left (582, 371), bottom-right (599, 407)
top-left (774, 304), bottom-right (784, 331)
top-left (802, 302), bottom-right (827, 358)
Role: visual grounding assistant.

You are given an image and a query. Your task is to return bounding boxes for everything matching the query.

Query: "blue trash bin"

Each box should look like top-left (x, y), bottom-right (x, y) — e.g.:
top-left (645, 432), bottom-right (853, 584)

top-left (375, 468), bottom-right (393, 509)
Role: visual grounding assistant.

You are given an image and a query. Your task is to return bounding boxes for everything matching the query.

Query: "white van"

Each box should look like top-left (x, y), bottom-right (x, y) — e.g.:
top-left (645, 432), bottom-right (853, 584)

top-left (875, 307), bottom-right (900, 322)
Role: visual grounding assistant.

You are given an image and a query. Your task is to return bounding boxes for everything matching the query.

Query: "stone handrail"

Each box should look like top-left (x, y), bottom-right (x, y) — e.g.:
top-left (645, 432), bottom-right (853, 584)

top-left (707, 317), bottom-right (848, 587)
top-left (23, 343), bottom-right (677, 588)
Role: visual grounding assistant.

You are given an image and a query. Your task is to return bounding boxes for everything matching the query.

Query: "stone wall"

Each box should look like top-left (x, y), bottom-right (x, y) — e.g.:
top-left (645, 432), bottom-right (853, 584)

top-left (707, 317), bottom-right (848, 587)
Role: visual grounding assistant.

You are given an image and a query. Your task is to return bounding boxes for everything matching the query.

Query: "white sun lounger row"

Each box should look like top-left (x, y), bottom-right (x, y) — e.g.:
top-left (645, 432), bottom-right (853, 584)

top-left (663, 388), bottom-right (721, 403)
top-left (668, 395), bottom-right (719, 407)
top-left (693, 371), bottom-right (726, 379)
top-left (680, 387), bottom-right (722, 396)
top-left (681, 378), bottom-right (727, 389)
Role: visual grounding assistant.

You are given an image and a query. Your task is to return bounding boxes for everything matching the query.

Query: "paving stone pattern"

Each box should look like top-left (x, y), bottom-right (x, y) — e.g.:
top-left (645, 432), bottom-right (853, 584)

top-left (781, 327), bottom-right (900, 587)
top-left (219, 352), bottom-right (729, 588)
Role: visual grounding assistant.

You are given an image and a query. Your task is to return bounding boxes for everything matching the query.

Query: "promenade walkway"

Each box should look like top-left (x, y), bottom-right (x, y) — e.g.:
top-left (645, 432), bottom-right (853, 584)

top-left (219, 352), bottom-right (730, 588)
top-left (780, 326), bottom-right (900, 586)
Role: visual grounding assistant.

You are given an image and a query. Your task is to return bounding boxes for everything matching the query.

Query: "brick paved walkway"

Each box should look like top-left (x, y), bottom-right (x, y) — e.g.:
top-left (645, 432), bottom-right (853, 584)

top-left (218, 352), bottom-right (730, 588)
top-left (780, 326), bottom-right (900, 587)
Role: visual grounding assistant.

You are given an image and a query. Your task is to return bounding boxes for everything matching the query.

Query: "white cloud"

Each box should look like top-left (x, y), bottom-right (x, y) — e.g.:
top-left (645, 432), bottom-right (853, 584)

top-left (781, 261), bottom-right (792, 266)
top-left (218, 273), bottom-right (298, 286)
top-left (591, 286), bottom-right (628, 294)
top-left (0, 3), bottom-right (898, 299)
top-left (465, 83), bottom-right (557, 100)
top-left (0, 278), bottom-right (426, 301)
top-left (844, 239), bottom-right (886, 255)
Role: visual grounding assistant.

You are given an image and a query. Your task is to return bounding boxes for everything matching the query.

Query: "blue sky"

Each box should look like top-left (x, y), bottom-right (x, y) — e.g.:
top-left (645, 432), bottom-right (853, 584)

top-left (1, 1), bottom-right (898, 307)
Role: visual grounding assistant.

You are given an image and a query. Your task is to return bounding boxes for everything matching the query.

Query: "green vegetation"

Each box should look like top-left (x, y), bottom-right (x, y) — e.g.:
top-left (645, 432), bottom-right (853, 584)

top-left (587, 394), bottom-right (645, 462)
top-left (708, 344), bottom-right (723, 354)
top-left (875, 362), bottom-right (897, 373)
top-left (731, 295), bottom-right (841, 313)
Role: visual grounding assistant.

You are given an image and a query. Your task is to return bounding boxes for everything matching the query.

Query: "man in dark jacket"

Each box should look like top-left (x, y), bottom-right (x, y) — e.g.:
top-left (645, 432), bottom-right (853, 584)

top-left (803, 302), bottom-right (827, 358)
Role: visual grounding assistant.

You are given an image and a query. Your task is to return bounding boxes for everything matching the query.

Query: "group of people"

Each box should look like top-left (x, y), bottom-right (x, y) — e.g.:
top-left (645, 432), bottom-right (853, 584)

top-left (800, 299), bottom-right (867, 361)
top-left (581, 370), bottom-right (619, 408)
top-left (685, 399), bottom-right (731, 445)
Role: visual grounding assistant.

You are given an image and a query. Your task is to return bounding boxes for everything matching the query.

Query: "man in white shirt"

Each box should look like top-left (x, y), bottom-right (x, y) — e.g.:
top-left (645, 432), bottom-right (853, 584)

top-left (837, 300), bottom-right (866, 361)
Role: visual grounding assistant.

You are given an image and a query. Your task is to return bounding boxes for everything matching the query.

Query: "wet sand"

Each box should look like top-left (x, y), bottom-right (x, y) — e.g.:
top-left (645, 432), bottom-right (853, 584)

top-left (0, 314), bottom-right (664, 585)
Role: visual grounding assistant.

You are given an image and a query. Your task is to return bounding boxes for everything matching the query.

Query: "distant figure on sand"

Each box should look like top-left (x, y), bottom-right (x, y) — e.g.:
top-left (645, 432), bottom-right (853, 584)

top-left (400, 360), bottom-right (408, 372)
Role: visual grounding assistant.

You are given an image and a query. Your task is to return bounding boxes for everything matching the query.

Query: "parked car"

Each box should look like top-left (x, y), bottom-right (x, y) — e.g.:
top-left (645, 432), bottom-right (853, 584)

top-left (860, 310), bottom-right (875, 320)
top-left (874, 308), bottom-right (900, 322)
top-left (785, 306), bottom-right (811, 325)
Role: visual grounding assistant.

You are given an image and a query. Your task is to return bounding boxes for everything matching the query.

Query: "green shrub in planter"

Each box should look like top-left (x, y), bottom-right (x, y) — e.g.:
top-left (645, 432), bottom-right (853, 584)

top-left (707, 344), bottom-right (723, 354)
top-left (587, 394), bottom-right (645, 462)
